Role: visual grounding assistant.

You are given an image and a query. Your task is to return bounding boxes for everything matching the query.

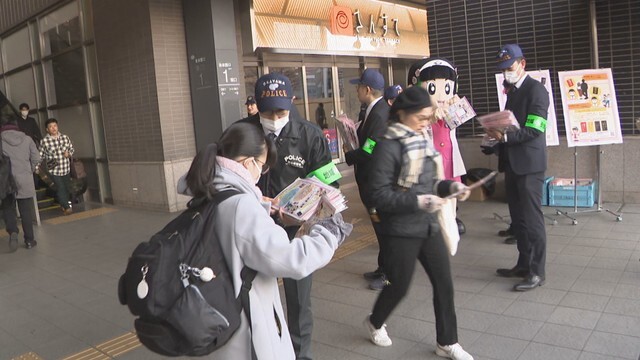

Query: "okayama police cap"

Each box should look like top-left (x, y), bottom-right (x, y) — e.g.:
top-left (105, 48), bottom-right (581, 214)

top-left (496, 44), bottom-right (524, 70)
top-left (349, 68), bottom-right (385, 90)
top-left (255, 73), bottom-right (293, 112)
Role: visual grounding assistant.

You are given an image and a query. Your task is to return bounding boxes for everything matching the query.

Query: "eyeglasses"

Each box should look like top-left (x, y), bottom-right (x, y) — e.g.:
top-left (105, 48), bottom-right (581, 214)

top-left (252, 158), bottom-right (270, 175)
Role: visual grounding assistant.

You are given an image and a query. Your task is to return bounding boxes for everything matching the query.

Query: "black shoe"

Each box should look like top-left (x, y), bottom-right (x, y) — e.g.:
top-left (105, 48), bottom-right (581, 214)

top-left (504, 236), bottom-right (517, 245)
top-left (514, 275), bottom-right (545, 291)
top-left (369, 275), bottom-right (390, 291)
top-left (25, 240), bottom-right (37, 249)
top-left (364, 268), bottom-right (384, 281)
top-left (8, 233), bottom-right (18, 253)
top-left (456, 218), bottom-right (466, 235)
top-left (496, 267), bottom-right (529, 278)
top-left (498, 227), bottom-right (513, 237)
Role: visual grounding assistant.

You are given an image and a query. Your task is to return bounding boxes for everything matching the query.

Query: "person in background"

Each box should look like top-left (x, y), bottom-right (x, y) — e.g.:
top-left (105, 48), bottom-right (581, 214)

top-left (178, 122), bottom-right (351, 360)
top-left (238, 73), bottom-right (337, 360)
top-left (314, 103), bottom-right (327, 129)
top-left (245, 96), bottom-right (258, 117)
top-left (17, 103), bottom-right (42, 148)
top-left (486, 44), bottom-right (549, 292)
top-left (383, 85), bottom-right (403, 107)
top-left (39, 118), bottom-right (75, 215)
top-left (364, 86), bottom-right (473, 360)
top-left (1, 118), bottom-right (40, 250)
top-left (344, 69), bottom-right (390, 291)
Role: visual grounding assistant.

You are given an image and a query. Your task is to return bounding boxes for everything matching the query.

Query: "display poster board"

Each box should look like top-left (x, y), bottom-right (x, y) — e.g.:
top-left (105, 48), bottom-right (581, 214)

top-left (495, 70), bottom-right (559, 146)
top-left (558, 69), bottom-right (622, 147)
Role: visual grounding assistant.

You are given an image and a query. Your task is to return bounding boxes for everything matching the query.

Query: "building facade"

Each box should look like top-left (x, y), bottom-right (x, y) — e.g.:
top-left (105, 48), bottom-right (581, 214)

top-left (0, 0), bottom-right (638, 210)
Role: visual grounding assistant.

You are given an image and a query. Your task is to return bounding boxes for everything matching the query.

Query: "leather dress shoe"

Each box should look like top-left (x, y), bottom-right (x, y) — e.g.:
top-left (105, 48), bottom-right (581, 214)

top-left (498, 227), bottom-right (513, 237)
top-left (504, 236), bottom-right (517, 245)
top-left (456, 218), bottom-right (466, 235)
top-left (496, 267), bottom-right (529, 278)
top-left (364, 268), bottom-right (384, 281)
top-left (514, 275), bottom-right (545, 291)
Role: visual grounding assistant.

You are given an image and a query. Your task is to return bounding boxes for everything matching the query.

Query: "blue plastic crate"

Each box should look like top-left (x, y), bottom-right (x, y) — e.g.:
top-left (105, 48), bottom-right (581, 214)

top-left (541, 176), bottom-right (554, 206)
top-left (548, 178), bottom-right (596, 207)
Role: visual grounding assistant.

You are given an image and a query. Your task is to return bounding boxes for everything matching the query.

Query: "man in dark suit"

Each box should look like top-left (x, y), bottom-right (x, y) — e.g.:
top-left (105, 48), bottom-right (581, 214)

top-left (486, 44), bottom-right (549, 292)
top-left (344, 69), bottom-right (390, 290)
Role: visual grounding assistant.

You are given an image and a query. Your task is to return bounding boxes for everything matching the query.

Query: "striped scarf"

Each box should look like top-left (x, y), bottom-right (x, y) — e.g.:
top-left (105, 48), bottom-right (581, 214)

top-left (385, 122), bottom-right (438, 188)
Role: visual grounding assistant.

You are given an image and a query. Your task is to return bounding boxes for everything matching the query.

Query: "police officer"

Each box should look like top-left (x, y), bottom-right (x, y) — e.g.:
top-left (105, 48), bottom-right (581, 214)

top-left (238, 73), bottom-right (337, 360)
top-left (487, 44), bottom-right (549, 292)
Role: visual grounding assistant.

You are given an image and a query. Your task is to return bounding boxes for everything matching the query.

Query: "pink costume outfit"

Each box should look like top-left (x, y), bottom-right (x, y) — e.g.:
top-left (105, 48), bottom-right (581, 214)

top-left (431, 120), bottom-right (461, 182)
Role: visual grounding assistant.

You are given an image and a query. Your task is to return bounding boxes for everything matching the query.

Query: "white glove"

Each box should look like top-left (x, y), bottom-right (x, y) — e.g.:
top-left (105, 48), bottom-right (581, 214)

top-left (417, 194), bottom-right (445, 213)
top-left (449, 182), bottom-right (471, 201)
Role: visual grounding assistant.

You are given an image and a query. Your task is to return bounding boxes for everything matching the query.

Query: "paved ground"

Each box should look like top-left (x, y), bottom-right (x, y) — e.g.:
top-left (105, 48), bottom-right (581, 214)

top-left (1, 165), bottom-right (640, 360)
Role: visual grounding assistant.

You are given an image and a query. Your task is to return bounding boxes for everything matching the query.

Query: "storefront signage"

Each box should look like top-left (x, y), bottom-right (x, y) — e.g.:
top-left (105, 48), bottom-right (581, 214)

top-left (251, 0), bottom-right (429, 58)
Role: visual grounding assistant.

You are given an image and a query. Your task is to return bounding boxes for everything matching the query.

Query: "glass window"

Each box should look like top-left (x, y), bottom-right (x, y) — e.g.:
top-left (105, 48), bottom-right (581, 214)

top-left (5, 68), bottom-right (37, 109)
top-left (50, 104), bottom-right (93, 158)
top-left (269, 66), bottom-right (305, 120)
top-left (306, 67), bottom-right (334, 128)
top-left (243, 66), bottom-right (258, 101)
top-left (39, 1), bottom-right (81, 57)
top-left (2, 27), bottom-right (32, 71)
top-left (337, 67), bottom-right (362, 123)
top-left (43, 48), bottom-right (87, 105)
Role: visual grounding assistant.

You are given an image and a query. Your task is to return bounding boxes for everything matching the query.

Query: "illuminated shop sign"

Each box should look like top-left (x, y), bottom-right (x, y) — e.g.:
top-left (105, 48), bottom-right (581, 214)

top-left (251, 0), bottom-right (429, 58)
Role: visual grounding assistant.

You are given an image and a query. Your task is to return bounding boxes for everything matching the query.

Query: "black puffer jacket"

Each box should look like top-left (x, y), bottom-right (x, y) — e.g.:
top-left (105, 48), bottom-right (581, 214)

top-left (368, 139), bottom-right (454, 238)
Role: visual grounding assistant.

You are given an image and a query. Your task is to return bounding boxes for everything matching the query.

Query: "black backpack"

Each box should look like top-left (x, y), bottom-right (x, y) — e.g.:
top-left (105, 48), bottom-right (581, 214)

top-left (118, 190), bottom-right (257, 357)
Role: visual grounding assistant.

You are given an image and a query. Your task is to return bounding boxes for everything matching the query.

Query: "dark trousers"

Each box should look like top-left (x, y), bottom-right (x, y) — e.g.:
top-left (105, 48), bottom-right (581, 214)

top-left (1, 194), bottom-right (36, 243)
top-left (370, 232), bottom-right (458, 346)
top-left (370, 214), bottom-right (385, 271)
top-left (505, 169), bottom-right (547, 277)
top-left (51, 173), bottom-right (72, 209)
top-left (283, 226), bottom-right (314, 360)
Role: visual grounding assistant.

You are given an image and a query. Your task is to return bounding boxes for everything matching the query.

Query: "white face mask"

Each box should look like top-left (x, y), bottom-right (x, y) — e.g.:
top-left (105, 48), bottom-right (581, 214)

top-left (21, 110), bottom-right (29, 118)
top-left (260, 115), bottom-right (289, 133)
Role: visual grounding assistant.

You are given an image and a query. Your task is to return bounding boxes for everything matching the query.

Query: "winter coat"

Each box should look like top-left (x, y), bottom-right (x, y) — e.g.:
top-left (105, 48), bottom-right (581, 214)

top-left (177, 162), bottom-right (340, 360)
top-left (2, 129), bottom-right (40, 199)
top-left (368, 138), bottom-right (454, 238)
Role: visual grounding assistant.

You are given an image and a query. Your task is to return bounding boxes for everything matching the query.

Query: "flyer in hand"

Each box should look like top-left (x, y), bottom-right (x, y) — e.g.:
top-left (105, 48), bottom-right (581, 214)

top-left (476, 110), bottom-right (520, 131)
top-left (273, 177), bottom-right (347, 221)
top-left (335, 114), bottom-right (359, 152)
top-left (438, 95), bottom-right (477, 130)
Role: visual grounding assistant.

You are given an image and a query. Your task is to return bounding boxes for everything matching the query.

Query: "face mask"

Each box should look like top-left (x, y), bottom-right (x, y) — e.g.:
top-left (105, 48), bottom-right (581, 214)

top-left (260, 115), bottom-right (289, 133)
top-left (21, 110), bottom-right (29, 118)
top-left (251, 159), bottom-right (262, 184)
top-left (504, 64), bottom-right (522, 84)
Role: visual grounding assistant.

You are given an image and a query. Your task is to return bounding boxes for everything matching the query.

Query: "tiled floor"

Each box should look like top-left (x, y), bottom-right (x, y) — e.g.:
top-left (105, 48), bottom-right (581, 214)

top-left (1, 165), bottom-right (639, 360)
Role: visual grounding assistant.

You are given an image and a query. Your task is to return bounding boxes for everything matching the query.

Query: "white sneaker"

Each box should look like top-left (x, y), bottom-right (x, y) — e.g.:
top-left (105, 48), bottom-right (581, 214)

top-left (364, 315), bottom-right (392, 347)
top-left (436, 343), bottom-right (474, 360)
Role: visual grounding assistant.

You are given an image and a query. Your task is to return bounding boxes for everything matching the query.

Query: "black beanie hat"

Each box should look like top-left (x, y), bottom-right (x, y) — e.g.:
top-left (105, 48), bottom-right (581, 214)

top-left (390, 86), bottom-right (432, 122)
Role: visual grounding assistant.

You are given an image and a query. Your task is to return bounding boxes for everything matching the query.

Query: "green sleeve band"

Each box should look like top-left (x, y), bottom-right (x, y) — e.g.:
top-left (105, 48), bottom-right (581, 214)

top-left (525, 114), bottom-right (547, 132)
top-left (362, 137), bottom-right (377, 154)
top-left (307, 162), bottom-right (342, 184)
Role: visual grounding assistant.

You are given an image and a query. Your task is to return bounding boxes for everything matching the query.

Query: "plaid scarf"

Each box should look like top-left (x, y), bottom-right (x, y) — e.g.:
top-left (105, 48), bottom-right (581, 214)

top-left (385, 122), bottom-right (438, 188)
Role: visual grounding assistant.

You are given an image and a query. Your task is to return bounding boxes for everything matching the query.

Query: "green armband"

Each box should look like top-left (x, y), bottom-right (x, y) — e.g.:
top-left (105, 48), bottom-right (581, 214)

top-left (307, 162), bottom-right (342, 184)
top-left (525, 114), bottom-right (547, 132)
top-left (362, 137), bottom-right (377, 154)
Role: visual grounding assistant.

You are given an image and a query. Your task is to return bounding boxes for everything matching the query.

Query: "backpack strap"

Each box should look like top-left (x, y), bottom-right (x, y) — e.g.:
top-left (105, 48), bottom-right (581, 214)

top-left (239, 266), bottom-right (258, 360)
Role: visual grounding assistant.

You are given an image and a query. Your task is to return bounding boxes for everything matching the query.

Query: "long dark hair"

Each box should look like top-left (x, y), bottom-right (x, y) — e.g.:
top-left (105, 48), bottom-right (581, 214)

top-left (185, 122), bottom-right (277, 199)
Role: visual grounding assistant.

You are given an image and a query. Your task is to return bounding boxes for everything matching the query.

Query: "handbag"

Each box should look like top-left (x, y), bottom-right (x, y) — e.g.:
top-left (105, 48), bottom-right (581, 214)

top-left (45, 158), bottom-right (58, 171)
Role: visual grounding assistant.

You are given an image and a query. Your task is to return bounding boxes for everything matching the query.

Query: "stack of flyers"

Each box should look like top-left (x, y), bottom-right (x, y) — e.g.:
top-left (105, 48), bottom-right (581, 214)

top-left (273, 178), bottom-right (347, 221)
top-left (335, 114), bottom-right (359, 152)
top-left (437, 95), bottom-right (477, 130)
top-left (476, 110), bottom-right (520, 131)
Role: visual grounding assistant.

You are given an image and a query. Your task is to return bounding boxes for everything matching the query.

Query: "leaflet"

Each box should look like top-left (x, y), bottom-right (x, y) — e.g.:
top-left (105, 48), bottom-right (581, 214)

top-left (272, 177), bottom-right (347, 221)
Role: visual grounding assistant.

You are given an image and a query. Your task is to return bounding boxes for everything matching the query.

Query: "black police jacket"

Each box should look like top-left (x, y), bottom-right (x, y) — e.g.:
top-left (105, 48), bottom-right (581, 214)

top-left (237, 113), bottom-right (333, 198)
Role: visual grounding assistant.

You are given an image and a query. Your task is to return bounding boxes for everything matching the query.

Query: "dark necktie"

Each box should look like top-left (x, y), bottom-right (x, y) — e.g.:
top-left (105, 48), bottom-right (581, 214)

top-left (268, 132), bottom-right (277, 143)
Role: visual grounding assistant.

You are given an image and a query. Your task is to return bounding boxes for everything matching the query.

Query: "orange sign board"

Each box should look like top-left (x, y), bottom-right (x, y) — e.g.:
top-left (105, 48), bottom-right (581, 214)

top-left (330, 6), bottom-right (353, 36)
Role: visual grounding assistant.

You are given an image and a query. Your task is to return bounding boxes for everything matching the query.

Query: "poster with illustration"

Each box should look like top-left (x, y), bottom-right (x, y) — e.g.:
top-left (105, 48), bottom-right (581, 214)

top-left (495, 70), bottom-right (559, 146)
top-left (558, 69), bottom-right (622, 147)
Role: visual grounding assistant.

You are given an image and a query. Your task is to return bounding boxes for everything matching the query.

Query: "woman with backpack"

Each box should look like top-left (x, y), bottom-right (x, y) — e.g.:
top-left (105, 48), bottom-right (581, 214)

top-left (178, 122), bottom-right (351, 360)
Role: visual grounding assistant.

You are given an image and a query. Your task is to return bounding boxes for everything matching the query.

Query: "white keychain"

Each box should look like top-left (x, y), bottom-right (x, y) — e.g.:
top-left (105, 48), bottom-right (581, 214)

top-left (199, 267), bottom-right (215, 282)
top-left (137, 264), bottom-right (149, 299)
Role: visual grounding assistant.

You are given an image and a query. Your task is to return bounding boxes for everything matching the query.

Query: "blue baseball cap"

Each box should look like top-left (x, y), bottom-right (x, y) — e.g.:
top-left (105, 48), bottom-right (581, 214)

top-left (349, 68), bottom-right (385, 90)
top-left (255, 73), bottom-right (293, 112)
top-left (384, 85), bottom-right (403, 100)
top-left (496, 44), bottom-right (524, 70)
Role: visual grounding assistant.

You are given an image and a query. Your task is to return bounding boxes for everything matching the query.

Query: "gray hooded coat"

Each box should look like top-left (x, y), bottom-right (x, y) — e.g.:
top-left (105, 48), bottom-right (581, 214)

top-left (2, 129), bottom-right (40, 199)
top-left (178, 162), bottom-right (340, 360)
